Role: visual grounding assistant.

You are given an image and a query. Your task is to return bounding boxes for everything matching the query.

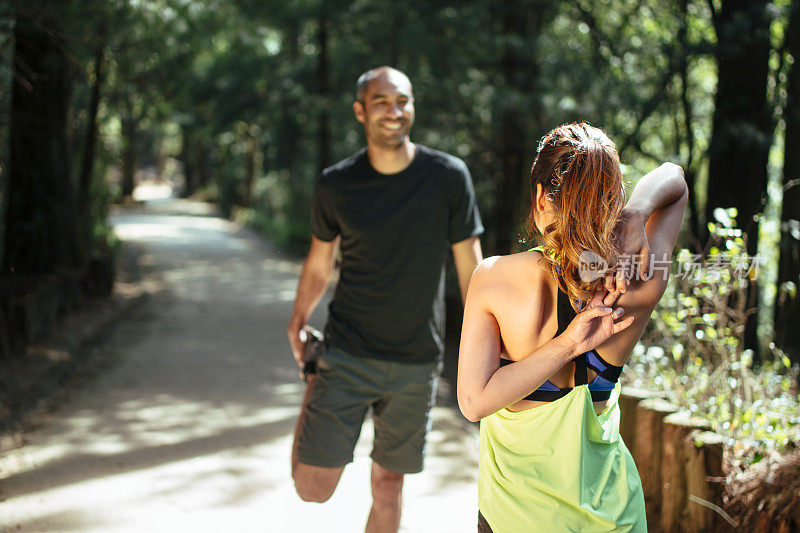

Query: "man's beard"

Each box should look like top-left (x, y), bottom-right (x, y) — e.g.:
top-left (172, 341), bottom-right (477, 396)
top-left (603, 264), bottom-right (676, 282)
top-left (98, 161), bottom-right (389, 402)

top-left (370, 120), bottom-right (410, 148)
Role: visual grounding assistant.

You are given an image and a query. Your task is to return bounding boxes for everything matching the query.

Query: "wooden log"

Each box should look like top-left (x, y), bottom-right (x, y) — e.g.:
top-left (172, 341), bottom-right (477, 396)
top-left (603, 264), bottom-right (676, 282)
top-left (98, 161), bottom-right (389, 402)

top-left (620, 387), bottom-right (668, 461)
top-left (685, 431), bottom-right (727, 532)
top-left (660, 412), bottom-right (711, 532)
top-left (635, 397), bottom-right (678, 531)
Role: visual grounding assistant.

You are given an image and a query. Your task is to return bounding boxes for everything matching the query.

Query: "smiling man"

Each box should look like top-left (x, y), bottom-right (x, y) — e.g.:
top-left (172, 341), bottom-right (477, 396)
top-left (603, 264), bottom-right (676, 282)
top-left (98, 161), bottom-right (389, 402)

top-left (287, 66), bottom-right (484, 532)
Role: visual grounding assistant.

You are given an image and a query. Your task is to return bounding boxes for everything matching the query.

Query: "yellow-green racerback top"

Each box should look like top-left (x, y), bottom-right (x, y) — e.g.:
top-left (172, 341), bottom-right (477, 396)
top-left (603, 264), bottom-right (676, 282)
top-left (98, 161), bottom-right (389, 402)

top-left (478, 383), bottom-right (646, 531)
top-left (478, 247), bottom-right (647, 532)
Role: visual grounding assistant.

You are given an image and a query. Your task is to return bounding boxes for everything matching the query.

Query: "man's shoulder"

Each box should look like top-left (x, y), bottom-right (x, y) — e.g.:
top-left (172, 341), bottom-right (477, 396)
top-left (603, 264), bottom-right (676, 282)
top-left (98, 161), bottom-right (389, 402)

top-left (415, 145), bottom-right (468, 175)
top-left (320, 147), bottom-right (368, 183)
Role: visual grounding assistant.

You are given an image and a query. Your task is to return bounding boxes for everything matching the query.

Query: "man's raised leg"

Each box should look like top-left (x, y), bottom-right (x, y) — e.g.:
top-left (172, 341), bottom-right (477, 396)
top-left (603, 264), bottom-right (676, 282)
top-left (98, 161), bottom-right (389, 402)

top-left (292, 461), bottom-right (344, 503)
top-left (291, 375), bottom-right (345, 502)
top-left (365, 461), bottom-right (404, 533)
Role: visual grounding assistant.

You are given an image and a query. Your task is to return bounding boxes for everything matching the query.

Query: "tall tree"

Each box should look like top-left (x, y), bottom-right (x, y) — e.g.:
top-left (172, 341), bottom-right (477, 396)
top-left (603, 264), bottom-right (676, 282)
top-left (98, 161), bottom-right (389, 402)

top-left (705, 0), bottom-right (773, 249)
top-left (676, 0), bottom-right (703, 245)
top-left (4, 2), bottom-right (81, 275)
top-left (553, 0), bottom-right (708, 246)
top-left (776, 0), bottom-right (800, 359)
top-left (494, 0), bottom-right (552, 254)
top-left (78, 31), bottom-right (105, 214)
top-left (0, 3), bottom-right (14, 269)
top-left (705, 0), bottom-right (774, 352)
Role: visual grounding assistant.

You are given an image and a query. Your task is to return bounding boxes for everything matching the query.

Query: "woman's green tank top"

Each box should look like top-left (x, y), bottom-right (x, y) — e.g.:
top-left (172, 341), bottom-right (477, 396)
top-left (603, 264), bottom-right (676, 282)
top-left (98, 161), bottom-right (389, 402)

top-left (478, 247), bottom-right (647, 531)
top-left (479, 383), bottom-right (646, 531)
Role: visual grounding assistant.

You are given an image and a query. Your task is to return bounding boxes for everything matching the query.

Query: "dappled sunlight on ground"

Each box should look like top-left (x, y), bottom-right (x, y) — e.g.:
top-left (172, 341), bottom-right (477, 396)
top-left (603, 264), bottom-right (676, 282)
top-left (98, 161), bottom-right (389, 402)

top-left (133, 180), bottom-right (174, 202)
top-left (113, 216), bottom-right (251, 253)
top-left (0, 199), bottom-right (479, 532)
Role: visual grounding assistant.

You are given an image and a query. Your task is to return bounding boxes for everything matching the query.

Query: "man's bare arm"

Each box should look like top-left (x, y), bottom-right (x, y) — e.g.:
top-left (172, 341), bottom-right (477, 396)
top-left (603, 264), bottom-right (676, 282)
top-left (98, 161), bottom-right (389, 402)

top-left (287, 236), bottom-right (339, 365)
top-left (451, 235), bottom-right (483, 303)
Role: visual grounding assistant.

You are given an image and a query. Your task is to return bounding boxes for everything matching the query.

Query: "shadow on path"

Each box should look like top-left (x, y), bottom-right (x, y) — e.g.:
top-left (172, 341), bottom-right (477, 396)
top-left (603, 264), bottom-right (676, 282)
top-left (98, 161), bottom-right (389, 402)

top-left (0, 198), bottom-right (479, 532)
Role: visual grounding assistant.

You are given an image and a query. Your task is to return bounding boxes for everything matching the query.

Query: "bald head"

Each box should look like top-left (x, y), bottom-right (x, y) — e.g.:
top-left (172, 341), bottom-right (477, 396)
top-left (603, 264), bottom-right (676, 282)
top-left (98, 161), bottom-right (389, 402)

top-left (356, 67), bottom-right (413, 103)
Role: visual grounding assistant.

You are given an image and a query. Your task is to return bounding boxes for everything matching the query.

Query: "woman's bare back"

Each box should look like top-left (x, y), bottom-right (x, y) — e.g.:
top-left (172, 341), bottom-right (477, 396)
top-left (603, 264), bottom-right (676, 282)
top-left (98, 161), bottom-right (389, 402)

top-left (456, 163), bottom-right (687, 423)
top-left (487, 249), bottom-right (668, 413)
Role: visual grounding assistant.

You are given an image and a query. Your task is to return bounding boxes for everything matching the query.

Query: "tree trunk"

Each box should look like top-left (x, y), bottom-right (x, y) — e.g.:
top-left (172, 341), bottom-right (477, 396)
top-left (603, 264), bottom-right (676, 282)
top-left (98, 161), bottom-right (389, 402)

top-left (317, 14), bottom-right (330, 173)
top-left (180, 126), bottom-right (196, 198)
top-left (706, 0), bottom-right (772, 245)
top-left (276, 20), bottom-right (299, 175)
top-left (3, 4), bottom-right (81, 275)
top-left (120, 110), bottom-right (137, 199)
top-left (196, 139), bottom-right (210, 189)
top-left (495, 0), bottom-right (524, 255)
top-left (678, 0), bottom-right (701, 245)
top-left (706, 0), bottom-right (773, 352)
top-left (776, 0), bottom-right (800, 360)
top-left (495, 0), bottom-right (548, 254)
top-left (242, 132), bottom-right (259, 207)
top-left (78, 40), bottom-right (105, 214)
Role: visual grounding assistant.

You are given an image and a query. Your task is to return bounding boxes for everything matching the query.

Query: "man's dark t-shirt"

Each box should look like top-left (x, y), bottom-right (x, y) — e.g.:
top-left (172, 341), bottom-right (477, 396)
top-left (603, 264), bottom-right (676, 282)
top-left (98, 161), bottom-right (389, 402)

top-left (311, 145), bottom-right (483, 364)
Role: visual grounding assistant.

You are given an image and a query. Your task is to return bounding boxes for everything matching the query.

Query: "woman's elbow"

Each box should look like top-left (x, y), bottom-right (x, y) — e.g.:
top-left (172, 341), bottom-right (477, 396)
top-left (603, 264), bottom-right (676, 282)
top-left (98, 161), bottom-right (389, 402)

top-left (660, 161), bottom-right (684, 178)
top-left (668, 163), bottom-right (688, 190)
top-left (457, 393), bottom-right (485, 423)
top-left (659, 162), bottom-right (688, 204)
top-left (461, 407), bottom-right (483, 424)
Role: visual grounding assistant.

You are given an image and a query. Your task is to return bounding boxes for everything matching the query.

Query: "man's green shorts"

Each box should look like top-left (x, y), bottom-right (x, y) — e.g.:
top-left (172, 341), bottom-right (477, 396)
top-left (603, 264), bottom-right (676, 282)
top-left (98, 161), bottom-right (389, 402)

top-left (295, 345), bottom-right (441, 474)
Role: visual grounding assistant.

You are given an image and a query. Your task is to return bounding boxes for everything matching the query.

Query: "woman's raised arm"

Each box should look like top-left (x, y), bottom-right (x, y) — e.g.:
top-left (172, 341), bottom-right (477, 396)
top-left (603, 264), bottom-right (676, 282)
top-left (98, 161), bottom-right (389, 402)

top-left (614, 163), bottom-right (688, 283)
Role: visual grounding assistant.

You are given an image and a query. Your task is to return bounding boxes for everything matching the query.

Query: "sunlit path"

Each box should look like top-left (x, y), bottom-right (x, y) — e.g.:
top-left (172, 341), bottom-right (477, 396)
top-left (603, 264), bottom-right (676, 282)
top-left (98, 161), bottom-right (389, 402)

top-left (0, 194), bottom-right (479, 532)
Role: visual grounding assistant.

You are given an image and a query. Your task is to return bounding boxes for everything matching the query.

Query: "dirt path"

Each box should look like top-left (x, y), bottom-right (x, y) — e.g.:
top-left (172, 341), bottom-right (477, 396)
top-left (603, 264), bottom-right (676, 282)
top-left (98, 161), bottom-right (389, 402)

top-left (0, 198), bottom-right (479, 532)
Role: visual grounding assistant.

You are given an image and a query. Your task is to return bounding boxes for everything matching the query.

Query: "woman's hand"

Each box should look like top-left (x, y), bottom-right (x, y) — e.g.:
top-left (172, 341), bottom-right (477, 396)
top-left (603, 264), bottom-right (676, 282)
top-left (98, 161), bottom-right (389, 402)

top-left (559, 290), bottom-right (635, 356)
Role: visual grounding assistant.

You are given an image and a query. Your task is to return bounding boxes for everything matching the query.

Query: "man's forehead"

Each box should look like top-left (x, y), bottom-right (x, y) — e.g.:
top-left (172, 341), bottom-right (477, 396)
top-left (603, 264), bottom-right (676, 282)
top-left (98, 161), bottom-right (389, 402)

top-left (364, 72), bottom-right (413, 98)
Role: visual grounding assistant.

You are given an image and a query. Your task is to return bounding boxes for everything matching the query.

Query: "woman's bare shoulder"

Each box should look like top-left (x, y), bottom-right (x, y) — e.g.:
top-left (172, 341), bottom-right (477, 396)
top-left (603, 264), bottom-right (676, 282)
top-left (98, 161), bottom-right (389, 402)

top-left (469, 251), bottom-right (554, 359)
top-left (470, 250), bottom-right (550, 301)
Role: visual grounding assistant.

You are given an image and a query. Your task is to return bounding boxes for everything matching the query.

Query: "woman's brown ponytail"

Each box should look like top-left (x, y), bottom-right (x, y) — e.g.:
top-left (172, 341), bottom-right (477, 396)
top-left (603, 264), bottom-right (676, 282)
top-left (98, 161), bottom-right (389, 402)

top-left (526, 122), bottom-right (626, 307)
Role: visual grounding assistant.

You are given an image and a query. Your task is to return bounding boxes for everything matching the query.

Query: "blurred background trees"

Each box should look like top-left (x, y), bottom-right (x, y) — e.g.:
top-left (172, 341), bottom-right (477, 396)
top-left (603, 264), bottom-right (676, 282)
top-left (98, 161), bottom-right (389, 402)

top-left (2, 0), bottom-right (800, 363)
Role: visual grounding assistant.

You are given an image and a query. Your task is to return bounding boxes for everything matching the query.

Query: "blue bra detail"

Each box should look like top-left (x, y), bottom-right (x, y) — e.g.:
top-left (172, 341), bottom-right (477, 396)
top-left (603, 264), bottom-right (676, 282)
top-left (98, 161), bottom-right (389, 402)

top-left (500, 278), bottom-right (624, 403)
top-left (499, 349), bottom-right (622, 402)
top-left (536, 380), bottom-right (562, 392)
top-left (585, 350), bottom-right (618, 391)
top-left (587, 349), bottom-right (608, 371)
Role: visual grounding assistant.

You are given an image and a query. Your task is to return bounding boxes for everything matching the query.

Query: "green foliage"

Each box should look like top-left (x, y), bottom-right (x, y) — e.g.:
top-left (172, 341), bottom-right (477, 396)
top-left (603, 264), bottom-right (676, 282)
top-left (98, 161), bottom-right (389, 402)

top-left (233, 170), bottom-right (312, 256)
top-left (4, 2), bottom-right (799, 453)
top-left (628, 210), bottom-right (800, 452)
top-left (67, 0), bottom-right (735, 255)
top-left (88, 158), bottom-right (120, 257)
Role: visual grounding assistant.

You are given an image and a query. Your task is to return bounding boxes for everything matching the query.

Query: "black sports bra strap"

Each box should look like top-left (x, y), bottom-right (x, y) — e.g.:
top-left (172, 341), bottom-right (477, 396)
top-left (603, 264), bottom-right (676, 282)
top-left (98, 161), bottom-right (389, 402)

top-left (554, 286), bottom-right (590, 386)
top-left (574, 352), bottom-right (588, 386)
top-left (554, 288), bottom-right (575, 338)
